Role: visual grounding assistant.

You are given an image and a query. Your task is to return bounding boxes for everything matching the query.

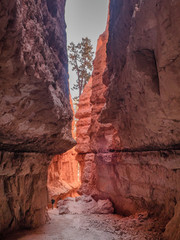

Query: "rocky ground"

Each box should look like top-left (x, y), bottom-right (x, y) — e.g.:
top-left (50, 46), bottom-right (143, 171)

top-left (58, 196), bottom-right (114, 215)
top-left (5, 208), bottom-right (165, 240)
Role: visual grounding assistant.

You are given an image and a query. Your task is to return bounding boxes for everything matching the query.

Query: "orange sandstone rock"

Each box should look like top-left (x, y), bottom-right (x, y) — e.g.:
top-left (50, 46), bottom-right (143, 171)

top-left (76, 1), bottom-right (180, 239)
top-left (98, 0), bottom-right (180, 238)
top-left (47, 148), bottom-right (80, 207)
top-left (48, 96), bottom-right (79, 206)
top-left (90, 25), bottom-right (120, 153)
top-left (76, 77), bottom-right (92, 154)
top-left (0, 0), bottom-right (74, 234)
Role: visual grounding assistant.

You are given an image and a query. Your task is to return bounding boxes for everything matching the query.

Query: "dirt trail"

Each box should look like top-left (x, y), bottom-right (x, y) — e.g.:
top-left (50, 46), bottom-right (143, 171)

top-left (5, 208), bottom-right (165, 240)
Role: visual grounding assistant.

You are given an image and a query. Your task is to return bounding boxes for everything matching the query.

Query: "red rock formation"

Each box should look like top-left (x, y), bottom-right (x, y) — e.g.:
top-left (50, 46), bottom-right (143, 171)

top-left (0, 0), bottom-right (75, 154)
top-left (0, 152), bottom-right (51, 233)
top-left (89, 24), bottom-right (120, 154)
top-left (0, 0), bottom-right (74, 235)
top-left (76, 77), bottom-right (92, 154)
top-left (76, 0), bottom-right (180, 238)
top-left (47, 96), bottom-right (80, 206)
top-left (75, 78), bottom-right (96, 195)
top-left (76, 11), bottom-right (120, 198)
top-left (164, 201), bottom-right (180, 240)
top-left (99, 0), bottom-right (180, 238)
top-left (47, 149), bottom-right (80, 207)
top-left (101, 0), bottom-right (180, 151)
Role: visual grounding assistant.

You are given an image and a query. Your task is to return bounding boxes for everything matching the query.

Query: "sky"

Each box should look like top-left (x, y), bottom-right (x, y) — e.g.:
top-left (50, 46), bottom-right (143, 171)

top-left (65, 0), bottom-right (109, 99)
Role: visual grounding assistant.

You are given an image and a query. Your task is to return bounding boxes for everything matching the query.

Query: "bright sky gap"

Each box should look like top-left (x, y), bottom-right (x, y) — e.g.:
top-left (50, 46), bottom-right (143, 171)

top-left (65, 0), bottom-right (109, 99)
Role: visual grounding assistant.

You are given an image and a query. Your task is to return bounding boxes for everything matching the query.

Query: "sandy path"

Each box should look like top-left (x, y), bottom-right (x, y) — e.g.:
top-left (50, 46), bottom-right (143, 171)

top-left (5, 209), bottom-right (164, 240)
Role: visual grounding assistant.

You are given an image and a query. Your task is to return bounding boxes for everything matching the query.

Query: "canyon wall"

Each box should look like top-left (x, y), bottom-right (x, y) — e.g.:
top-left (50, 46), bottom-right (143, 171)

top-left (76, 24), bottom-right (120, 198)
top-left (101, 0), bottom-right (180, 151)
top-left (0, 152), bottom-right (51, 232)
top-left (47, 148), bottom-right (80, 207)
top-left (100, 0), bottom-right (180, 216)
top-left (48, 98), bottom-right (80, 206)
top-left (76, 0), bottom-right (180, 238)
top-left (0, 0), bottom-right (75, 234)
top-left (76, 77), bottom-right (95, 195)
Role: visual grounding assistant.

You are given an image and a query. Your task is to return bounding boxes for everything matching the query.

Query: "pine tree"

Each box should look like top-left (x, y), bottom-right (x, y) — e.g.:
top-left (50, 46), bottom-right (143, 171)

top-left (68, 37), bottom-right (94, 102)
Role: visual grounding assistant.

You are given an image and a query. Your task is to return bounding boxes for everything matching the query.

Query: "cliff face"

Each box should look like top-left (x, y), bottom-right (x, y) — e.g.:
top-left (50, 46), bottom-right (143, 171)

top-left (90, 28), bottom-right (120, 154)
top-left (75, 26), bottom-right (121, 197)
top-left (75, 78), bottom-right (95, 195)
top-left (99, 0), bottom-right (180, 213)
top-left (76, 25), bottom-right (120, 197)
top-left (0, 0), bottom-right (75, 154)
top-left (47, 148), bottom-right (80, 206)
top-left (76, 77), bottom-right (92, 154)
top-left (48, 98), bottom-right (80, 205)
top-left (0, 152), bottom-right (51, 233)
top-left (0, 0), bottom-right (74, 234)
top-left (76, 0), bottom-right (180, 238)
top-left (101, 0), bottom-right (180, 151)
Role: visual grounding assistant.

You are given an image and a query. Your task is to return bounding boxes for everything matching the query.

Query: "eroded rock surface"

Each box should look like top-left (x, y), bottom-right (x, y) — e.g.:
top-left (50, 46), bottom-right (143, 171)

top-left (76, 77), bottom-right (92, 154)
top-left (164, 201), bottom-right (180, 240)
top-left (76, 27), bottom-right (120, 198)
top-left (96, 151), bottom-right (180, 218)
top-left (75, 78), bottom-right (96, 195)
top-left (90, 28), bottom-right (120, 153)
top-left (0, 152), bottom-right (51, 233)
top-left (48, 148), bottom-right (80, 207)
top-left (48, 97), bottom-right (79, 206)
top-left (0, 0), bottom-right (75, 154)
top-left (76, 0), bottom-right (180, 239)
top-left (102, 0), bottom-right (180, 151)
top-left (99, 1), bottom-right (180, 238)
top-left (0, 0), bottom-right (74, 235)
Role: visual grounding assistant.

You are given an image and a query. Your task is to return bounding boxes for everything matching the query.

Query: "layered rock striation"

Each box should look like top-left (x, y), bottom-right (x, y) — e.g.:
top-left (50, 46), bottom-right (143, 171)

top-left (75, 77), bottom-right (95, 195)
top-left (0, 0), bottom-right (75, 235)
top-left (89, 27), bottom-right (120, 154)
top-left (76, 0), bottom-right (180, 238)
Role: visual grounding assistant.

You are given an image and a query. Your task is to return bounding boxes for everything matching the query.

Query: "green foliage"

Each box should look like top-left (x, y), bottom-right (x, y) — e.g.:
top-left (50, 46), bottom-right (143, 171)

top-left (68, 37), bottom-right (94, 102)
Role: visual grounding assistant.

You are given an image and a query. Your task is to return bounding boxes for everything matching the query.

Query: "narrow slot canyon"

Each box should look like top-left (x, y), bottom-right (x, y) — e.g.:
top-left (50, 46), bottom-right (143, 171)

top-left (0, 0), bottom-right (180, 240)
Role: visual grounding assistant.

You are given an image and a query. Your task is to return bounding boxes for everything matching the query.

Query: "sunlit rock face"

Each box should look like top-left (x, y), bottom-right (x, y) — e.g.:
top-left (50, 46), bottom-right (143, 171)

top-left (75, 78), bottom-right (95, 195)
top-left (76, 77), bottom-right (92, 154)
top-left (90, 29), bottom-right (120, 153)
top-left (0, 0), bottom-right (75, 235)
top-left (76, 0), bottom-right (180, 238)
top-left (48, 98), bottom-right (80, 206)
top-left (47, 148), bottom-right (80, 206)
top-left (76, 16), bottom-right (120, 198)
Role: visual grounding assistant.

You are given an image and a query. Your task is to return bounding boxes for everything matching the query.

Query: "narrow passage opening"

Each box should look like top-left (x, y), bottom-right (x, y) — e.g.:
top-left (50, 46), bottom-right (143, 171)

top-left (1, 0), bottom-right (178, 239)
top-left (47, 0), bottom-right (109, 210)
